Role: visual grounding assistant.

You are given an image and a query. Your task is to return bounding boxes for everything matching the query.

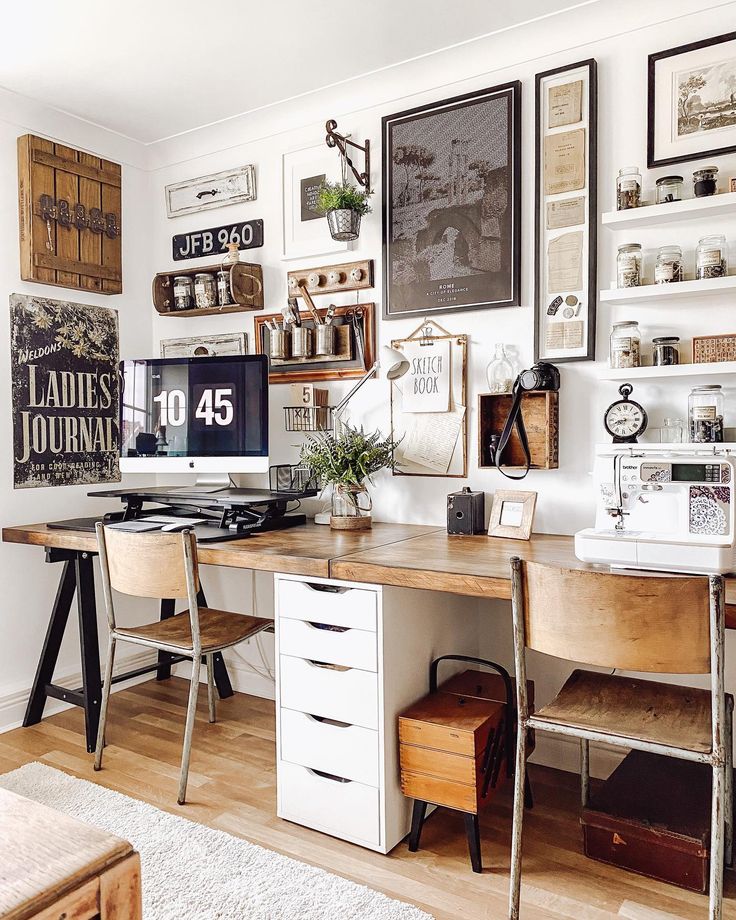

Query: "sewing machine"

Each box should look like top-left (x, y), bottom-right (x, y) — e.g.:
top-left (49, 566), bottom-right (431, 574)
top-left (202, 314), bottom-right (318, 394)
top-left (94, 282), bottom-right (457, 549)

top-left (575, 445), bottom-right (736, 574)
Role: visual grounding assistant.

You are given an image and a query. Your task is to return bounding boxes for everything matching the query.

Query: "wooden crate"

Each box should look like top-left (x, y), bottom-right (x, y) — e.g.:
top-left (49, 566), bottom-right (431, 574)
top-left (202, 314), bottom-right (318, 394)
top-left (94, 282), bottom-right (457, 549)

top-left (18, 134), bottom-right (122, 294)
top-left (152, 262), bottom-right (264, 316)
top-left (478, 391), bottom-right (559, 470)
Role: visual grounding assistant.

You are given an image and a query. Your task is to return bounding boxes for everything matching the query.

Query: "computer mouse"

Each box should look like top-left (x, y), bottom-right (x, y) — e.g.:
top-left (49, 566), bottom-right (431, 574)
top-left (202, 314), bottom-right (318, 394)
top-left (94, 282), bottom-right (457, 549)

top-left (160, 522), bottom-right (194, 533)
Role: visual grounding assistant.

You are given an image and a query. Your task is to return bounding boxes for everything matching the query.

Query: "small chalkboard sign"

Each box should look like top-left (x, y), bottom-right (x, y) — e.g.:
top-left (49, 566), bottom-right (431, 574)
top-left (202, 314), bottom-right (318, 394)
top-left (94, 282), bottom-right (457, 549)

top-left (172, 219), bottom-right (264, 261)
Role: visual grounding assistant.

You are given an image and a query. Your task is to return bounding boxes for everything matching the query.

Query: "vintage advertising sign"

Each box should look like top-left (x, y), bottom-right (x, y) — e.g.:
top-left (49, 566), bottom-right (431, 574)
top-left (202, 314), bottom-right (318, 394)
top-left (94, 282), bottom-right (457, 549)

top-left (10, 293), bottom-right (120, 489)
top-left (171, 219), bottom-right (264, 261)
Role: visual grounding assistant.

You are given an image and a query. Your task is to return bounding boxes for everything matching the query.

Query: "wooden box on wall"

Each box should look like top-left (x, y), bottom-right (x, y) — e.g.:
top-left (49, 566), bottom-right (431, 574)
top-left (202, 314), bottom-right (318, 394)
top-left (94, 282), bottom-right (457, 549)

top-left (18, 134), bottom-right (122, 294)
top-left (478, 391), bottom-right (559, 470)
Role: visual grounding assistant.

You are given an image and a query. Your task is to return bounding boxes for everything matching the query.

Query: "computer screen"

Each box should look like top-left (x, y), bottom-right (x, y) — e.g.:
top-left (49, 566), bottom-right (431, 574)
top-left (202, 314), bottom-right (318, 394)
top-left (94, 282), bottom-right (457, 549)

top-left (119, 355), bottom-right (268, 473)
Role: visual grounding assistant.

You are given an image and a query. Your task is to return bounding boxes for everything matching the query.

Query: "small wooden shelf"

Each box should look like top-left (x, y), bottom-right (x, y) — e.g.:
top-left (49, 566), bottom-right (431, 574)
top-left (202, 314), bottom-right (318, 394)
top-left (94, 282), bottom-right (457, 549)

top-left (602, 192), bottom-right (736, 229)
top-left (601, 361), bottom-right (736, 381)
top-left (600, 275), bottom-right (736, 305)
top-left (152, 261), bottom-right (264, 316)
top-left (478, 391), bottom-right (558, 470)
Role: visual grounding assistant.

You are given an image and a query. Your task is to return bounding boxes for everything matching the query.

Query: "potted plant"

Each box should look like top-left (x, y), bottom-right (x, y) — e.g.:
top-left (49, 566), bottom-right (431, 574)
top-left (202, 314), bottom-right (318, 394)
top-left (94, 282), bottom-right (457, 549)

top-left (316, 180), bottom-right (372, 242)
top-left (300, 424), bottom-right (399, 530)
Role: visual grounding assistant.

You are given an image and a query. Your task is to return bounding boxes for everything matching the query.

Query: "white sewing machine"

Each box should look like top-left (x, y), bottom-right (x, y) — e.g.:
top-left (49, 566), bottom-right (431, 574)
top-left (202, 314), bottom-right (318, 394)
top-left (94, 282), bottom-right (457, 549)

top-left (575, 444), bottom-right (736, 574)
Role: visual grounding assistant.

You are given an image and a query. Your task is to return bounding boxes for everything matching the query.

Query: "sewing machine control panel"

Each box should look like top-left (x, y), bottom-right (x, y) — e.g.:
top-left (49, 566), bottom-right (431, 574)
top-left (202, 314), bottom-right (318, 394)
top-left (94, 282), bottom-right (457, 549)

top-left (637, 461), bottom-right (731, 484)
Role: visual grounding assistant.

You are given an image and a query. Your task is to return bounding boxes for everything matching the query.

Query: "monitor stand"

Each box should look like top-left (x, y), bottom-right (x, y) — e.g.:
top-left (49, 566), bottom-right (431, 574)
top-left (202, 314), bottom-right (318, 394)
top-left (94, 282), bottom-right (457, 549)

top-left (168, 472), bottom-right (232, 494)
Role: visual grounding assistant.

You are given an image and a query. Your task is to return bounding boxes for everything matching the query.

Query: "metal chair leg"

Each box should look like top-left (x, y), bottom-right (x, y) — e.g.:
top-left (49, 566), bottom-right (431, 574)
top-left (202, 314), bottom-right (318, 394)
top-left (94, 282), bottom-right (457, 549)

top-left (508, 719), bottom-right (527, 919)
top-left (725, 700), bottom-right (733, 868)
top-left (709, 762), bottom-right (726, 920)
top-left (580, 738), bottom-right (590, 808)
top-left (177, 657), bottom-right (201, 805)
top-left (206, 654), bottom-right (216, 724)
top-left (94, 636), bottom-right (116, 771)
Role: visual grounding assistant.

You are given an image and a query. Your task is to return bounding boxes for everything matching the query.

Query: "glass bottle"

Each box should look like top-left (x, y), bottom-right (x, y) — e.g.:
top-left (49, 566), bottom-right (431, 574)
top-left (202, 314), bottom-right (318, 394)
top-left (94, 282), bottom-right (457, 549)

top-left (617, 167), bottom-right (641, 210)
top-left (660, 418), bottom-right (685, 444)
top-left (696, 234), bottom-right (728, 280)
top-left (654, 245), bottom-right (683, 284)
top-left (689, 385), bottom-right (724, 442)
top-left (617, 243), bottom-right (642, 288)
top-left (610, 321), bottom-right (641, 369)
top-left (485, 343), bottom-right (515, 393)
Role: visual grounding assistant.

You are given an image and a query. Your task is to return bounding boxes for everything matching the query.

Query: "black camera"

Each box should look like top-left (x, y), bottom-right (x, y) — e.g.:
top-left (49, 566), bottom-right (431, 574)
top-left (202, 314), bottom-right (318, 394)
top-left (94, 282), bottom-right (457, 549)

top-left (518, 362), bottom-right (560, 392)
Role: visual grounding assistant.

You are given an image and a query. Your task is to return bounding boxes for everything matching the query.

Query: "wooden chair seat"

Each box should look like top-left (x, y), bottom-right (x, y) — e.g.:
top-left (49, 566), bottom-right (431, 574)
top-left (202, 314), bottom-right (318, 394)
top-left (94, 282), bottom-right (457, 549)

top-left (115, 607), bottom-right (270, 653)
top-left (534, 669), bottom-right (713, 754)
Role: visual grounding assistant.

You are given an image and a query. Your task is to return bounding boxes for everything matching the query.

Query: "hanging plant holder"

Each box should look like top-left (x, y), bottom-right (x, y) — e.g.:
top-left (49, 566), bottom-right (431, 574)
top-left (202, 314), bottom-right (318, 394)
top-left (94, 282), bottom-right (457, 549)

top-left (326, 208), bottom-right (362, 242)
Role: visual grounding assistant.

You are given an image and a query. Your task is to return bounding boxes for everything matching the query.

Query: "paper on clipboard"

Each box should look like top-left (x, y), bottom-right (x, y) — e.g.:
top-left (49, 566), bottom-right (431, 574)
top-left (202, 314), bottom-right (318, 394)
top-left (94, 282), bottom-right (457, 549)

top-left (400, 405), bottom-right (465, 473)
top-left (401, 339), bottom-right (451, 413)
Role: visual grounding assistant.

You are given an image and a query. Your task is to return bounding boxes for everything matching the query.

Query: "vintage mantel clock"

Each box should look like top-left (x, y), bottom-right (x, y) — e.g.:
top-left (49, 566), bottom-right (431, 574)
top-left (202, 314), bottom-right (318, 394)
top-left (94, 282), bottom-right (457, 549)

top-left (604, 383), bottom-right (648, 443)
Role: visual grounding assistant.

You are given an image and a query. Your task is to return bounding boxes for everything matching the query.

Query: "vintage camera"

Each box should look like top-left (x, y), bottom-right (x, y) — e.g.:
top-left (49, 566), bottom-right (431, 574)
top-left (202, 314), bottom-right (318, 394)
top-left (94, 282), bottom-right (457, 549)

top-left (518, 362), bottom-right (560, 392)
top-left (447, 487), bottom-right (485, 535)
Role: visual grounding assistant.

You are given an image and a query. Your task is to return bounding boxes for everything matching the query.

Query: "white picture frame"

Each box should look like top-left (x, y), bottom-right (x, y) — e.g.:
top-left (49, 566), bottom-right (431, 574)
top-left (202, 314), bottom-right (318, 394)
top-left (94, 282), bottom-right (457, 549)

top-left (281, 142), bottom-right (348, 260)
top-left (160, 332), bottom-right (247, 358)
top-left (165, 166), bottom-right (257, 218)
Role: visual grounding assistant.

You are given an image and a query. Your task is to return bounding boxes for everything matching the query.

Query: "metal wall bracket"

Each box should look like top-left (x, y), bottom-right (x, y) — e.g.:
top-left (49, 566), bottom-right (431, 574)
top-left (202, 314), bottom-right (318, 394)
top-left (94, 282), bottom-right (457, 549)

top-left (325, 120), bottom-right (371, 194)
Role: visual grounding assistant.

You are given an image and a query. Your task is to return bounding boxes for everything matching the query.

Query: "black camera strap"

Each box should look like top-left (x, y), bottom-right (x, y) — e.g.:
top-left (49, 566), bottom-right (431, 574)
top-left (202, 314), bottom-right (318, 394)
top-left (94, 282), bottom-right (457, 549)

top-left (494, 380), bottom-right (532, 480)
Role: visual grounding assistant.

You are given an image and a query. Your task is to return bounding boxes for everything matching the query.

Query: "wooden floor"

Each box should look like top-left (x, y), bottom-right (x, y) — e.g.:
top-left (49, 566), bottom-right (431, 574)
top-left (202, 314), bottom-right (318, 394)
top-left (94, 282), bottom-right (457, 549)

top-left (0, 679), bottom-right (734, 920)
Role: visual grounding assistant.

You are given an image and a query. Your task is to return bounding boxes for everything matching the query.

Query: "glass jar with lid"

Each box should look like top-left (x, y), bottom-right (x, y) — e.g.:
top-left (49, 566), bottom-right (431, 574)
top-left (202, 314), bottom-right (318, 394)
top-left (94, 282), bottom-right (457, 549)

top-left (652, 336), bottom-right (680, 366)
top-left (610, 321), bottom-right (641, 369)
top-left (617, 243), bottom-right (642, 288)
top-left (173, 275), bottom-right (194, 311)
top-left (696, 234), bottom-right (728, 280)
top-left (616, 167), bottom-right (641, 210)
top-left (194, 272), bottom-right (217, 309)
top-left (654, 245), bottom-right (683, 284)
top-left (655, 175), bottom-right (682, 204)
top-left (693, 166), bottom-right (718, 198)
top-left (689, 385), bottom-right (724, 442)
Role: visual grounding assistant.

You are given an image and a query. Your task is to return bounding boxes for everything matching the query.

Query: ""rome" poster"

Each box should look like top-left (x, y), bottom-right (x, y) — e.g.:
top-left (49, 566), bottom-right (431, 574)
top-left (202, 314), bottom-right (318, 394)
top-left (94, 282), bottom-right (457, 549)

top-left (10, 293), bottom-right (120, 489)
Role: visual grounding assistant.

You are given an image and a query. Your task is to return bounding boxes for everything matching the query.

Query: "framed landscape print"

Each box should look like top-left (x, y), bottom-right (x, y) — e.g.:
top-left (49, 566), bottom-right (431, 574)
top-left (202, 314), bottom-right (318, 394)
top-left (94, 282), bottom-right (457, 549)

top-left (534, 59), bottom-right (597, 363)
top-left (648, 31), bottom-right (736, 168)
top-left (382, 81), bottom-right (521, 320)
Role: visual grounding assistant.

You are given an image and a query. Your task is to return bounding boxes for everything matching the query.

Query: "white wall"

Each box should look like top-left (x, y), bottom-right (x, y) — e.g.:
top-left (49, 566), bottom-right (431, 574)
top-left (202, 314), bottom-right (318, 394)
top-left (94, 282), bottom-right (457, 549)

top-left (0, 91), bottom-right (156, 729)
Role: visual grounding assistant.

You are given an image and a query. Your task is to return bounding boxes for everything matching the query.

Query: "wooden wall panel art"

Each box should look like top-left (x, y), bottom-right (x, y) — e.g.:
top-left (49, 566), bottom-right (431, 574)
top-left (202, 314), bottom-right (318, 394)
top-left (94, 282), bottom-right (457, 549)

top-left (18, 134), bottom-right (122, 294)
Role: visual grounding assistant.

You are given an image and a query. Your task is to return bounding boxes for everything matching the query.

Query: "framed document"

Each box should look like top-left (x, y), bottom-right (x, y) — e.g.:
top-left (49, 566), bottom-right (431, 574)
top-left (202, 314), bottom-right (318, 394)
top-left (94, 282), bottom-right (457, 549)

top-left (534, 59), bottom-right (597, 363)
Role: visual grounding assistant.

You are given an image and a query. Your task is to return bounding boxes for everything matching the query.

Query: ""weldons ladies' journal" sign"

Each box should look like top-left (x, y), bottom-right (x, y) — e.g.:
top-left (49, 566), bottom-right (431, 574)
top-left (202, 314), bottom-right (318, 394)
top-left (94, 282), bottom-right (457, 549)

top-left (10, 293), bottom-right (120, 489)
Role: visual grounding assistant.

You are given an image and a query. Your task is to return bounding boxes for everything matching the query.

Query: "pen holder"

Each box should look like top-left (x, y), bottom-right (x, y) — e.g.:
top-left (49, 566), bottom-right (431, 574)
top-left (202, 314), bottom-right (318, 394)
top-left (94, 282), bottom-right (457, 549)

top-left (315, 324), bottom-right (336, 357)
top-left (292, 327), bottom-right (313, 359)
top-left (270, 329), bottom-right (290, 360)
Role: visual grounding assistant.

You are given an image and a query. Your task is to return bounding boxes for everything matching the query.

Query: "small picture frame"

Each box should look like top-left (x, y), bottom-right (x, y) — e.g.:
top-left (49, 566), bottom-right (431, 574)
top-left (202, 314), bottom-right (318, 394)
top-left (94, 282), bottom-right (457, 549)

top-left (488, 490), bottom-right (537, 540)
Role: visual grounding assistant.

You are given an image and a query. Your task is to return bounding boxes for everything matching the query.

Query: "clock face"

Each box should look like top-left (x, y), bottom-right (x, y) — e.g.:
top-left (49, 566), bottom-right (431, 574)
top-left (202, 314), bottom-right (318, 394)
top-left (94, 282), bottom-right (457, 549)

top-left (605, 400), bottom-right (646, 438)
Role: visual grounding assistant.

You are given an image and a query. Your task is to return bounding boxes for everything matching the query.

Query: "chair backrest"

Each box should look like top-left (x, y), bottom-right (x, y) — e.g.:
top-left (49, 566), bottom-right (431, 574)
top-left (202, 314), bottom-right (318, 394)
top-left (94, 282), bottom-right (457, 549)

top-left (515, 560), bottom-right (714, 674)
top-left (97, 526), bottom-right (199, 599)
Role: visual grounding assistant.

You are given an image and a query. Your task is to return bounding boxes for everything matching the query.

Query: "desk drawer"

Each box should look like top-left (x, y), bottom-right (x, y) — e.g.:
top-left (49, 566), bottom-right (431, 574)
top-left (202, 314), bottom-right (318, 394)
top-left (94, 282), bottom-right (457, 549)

top-left (279, 616), bottom-right (377, 672)
top-left (278, 759), bottom-right (380, 847)
top-left (278, 578), bottom-right (378, 632)
top-left (280, 708), bottom-right (379, 787)
top-left (279, 654), bottom-right (378, 729)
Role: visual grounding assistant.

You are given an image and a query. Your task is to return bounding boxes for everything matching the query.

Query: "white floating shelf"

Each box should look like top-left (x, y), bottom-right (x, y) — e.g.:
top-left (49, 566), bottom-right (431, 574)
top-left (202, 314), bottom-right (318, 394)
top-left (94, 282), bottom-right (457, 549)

top-left (600, 361), bottom-right (736, 381)
top-left (600, 275), bottom-right (736, 304)
top-left (602, 192), bottom-right (736, 229)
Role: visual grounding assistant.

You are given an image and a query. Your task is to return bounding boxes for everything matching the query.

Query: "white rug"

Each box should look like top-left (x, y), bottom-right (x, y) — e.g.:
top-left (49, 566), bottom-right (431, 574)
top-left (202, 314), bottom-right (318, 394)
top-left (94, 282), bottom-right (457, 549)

top-left (0, 763), bottom-right (433, 920)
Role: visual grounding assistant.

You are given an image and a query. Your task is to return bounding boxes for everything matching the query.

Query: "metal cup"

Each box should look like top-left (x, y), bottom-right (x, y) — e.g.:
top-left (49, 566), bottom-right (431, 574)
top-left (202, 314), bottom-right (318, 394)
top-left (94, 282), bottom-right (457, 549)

top-left (270, 329), bottom-right (289, 360)
top-left (315, 323), bottom-right (336, 357)
top-left (291, 327), bottom-right (313, 358)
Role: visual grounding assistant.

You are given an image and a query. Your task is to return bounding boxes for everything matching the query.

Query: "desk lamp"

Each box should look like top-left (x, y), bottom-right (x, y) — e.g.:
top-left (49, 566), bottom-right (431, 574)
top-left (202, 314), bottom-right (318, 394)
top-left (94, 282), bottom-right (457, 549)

top-left (333, 345), bottom-right (409, 428)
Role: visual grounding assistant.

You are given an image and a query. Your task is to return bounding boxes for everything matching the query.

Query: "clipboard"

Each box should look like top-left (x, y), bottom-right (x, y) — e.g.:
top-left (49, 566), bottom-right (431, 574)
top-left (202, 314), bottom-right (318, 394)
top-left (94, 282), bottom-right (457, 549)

top-left (390, 319), bottom-right (468, 478)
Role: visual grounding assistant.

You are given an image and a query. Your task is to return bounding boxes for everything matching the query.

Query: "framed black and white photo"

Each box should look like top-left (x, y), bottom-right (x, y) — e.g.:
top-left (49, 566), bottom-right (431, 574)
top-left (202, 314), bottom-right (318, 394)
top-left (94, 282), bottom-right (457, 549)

top-left (534, 59), bottom-right (597, 363)
top-left (281, 142), bottom-right (349, 260)
top-left (165, 166), bottom-right (257, 218)
top-left (649, 31), bottom-right (736, 168)
top-left (382, 82), bottom-right (521, 320)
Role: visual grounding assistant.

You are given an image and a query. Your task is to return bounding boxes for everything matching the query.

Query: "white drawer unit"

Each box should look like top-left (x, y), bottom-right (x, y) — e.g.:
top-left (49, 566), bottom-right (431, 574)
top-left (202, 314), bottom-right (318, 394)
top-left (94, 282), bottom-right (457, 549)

top-left (280, 708), bottom-right (379, 786)
top-left (275, 573), bottom-right (479, 854)
top-left (279, 654), bottom-right (378, 729)
top-left (279, 615), bottom-right (378, 672)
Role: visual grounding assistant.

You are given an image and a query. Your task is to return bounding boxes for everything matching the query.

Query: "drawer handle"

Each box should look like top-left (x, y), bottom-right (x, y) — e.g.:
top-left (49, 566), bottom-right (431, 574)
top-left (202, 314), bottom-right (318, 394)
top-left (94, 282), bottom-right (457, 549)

top-left (307, 659), bottom-right (351, 672)
top-left (308, 767), bottom-right (352, 784)
top-left (308, 714), bottom-right (352, 728)
top-left (307, 621), bottom-right (350, 633)
top-left (304, 582), bottom-right (350, 594)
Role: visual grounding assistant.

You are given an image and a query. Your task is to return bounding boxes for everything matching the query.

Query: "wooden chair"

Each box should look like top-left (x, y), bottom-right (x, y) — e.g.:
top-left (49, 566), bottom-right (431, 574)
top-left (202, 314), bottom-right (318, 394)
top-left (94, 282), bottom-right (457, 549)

top-left (507, 560), bottom-right (733, 920)
top-left (94, 524), bottom-right (270, 804)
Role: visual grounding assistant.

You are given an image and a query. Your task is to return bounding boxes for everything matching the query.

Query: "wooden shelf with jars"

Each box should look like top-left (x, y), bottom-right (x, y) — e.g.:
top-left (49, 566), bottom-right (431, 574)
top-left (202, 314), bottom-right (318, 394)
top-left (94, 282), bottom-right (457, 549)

top-left (600, 274), bottom-right (736, 305)
top-left (602, 191), bottom-right (736, 230)
top-left (601, 361), bottom-right (736, 381)
top-left (152, 262), bottom-right (264, 317)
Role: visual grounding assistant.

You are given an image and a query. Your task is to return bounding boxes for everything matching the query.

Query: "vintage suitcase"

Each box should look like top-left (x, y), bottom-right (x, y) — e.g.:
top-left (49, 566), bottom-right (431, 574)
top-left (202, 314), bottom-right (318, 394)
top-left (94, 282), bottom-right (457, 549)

top-left (582, 750), bottom-right (712, 893)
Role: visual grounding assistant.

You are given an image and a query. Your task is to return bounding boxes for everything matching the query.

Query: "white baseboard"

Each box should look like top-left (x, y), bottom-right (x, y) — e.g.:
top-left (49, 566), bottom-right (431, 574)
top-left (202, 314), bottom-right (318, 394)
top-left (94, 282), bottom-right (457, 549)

top-left (0, 649), bottom-right (158, 735)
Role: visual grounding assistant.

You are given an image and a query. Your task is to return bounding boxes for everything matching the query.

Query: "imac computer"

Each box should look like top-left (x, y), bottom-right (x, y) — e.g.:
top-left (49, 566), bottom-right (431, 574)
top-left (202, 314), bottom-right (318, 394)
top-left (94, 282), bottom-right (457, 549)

top-left (119, 354), bottom-right (269, 489)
